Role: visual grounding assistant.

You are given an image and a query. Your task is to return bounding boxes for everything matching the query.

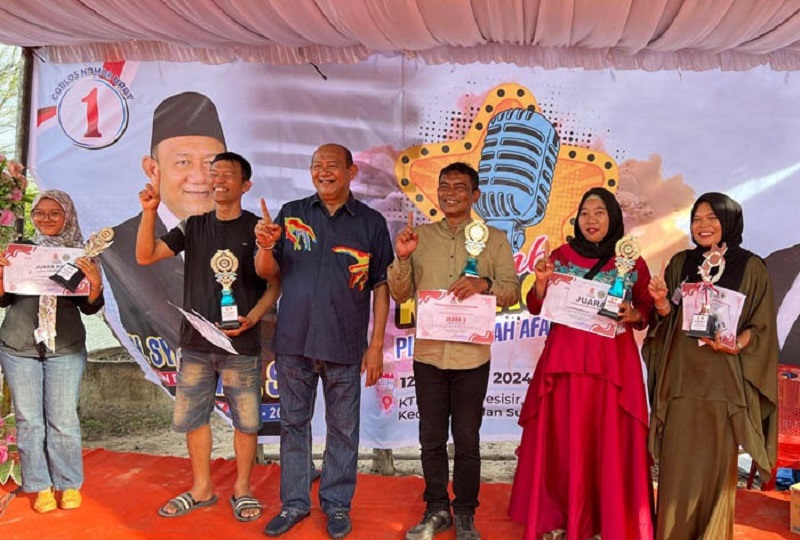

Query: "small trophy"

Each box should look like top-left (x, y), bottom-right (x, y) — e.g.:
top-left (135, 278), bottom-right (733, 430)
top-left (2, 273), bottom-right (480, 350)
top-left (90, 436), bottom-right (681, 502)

top-left (463, 220), bottom-right (489, 278)
top-left (598, 235), bottom-right (640, 319)
top-left (211, 249), bottom-right (240, 330)
top-left (686, 243), bottom-right (727, 339)
top-left (50, 228), bottom-right (114, 292)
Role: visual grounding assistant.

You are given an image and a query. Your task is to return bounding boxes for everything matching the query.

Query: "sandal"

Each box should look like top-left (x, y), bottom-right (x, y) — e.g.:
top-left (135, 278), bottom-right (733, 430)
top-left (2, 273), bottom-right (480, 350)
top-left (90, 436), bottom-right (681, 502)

top-left (34, 489), bottom-right (57, 514)
top-left (157, 492), bottom-right (218, 518)
top-left (230, 494), bottom-right (263, 522)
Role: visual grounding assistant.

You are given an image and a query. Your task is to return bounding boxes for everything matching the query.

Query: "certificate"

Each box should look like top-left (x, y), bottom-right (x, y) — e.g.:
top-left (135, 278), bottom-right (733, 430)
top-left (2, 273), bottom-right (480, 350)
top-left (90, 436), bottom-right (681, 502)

top-left (681, 282), bottom-right (745, 349)
top-left (3, 243), bottom-right (91, 296)
top-left (540, 273), bottom-right (618, 338)
top-left (169, 302), bottom-right (239, 355)
top-left (416, 289), bottom-right (497, 344)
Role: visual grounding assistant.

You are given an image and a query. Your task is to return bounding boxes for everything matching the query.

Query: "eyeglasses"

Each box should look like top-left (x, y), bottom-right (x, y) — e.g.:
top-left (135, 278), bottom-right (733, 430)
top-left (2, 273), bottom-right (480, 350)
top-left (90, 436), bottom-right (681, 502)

top-left (31, 210), bottom-right (66, 220)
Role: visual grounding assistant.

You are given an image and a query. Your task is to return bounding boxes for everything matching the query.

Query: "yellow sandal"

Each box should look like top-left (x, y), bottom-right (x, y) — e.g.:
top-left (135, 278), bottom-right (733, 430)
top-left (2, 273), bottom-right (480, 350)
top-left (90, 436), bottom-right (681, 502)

top-left (60, 489), bottom-right (82, 510)
top-left (34, 489), bottom-right (57, 513)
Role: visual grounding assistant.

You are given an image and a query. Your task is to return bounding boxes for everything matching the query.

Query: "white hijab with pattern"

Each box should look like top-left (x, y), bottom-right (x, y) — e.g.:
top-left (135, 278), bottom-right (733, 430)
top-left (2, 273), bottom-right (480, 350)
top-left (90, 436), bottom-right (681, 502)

top-left (31, 190), bottom-right (84, 352)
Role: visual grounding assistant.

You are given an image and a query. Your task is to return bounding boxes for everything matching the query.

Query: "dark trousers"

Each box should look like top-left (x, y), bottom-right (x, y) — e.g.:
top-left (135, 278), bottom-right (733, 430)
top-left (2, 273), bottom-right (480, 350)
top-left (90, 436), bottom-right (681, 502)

top-left (413, 360), bottom-right (490, 516)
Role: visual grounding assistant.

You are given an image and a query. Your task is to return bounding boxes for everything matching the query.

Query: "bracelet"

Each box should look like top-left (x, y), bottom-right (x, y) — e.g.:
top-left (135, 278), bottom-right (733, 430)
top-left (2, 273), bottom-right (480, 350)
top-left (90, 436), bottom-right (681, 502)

top-left (256, 239), bottom-right (275, 250)
top-left (483, 277), bottom-right (493, 292)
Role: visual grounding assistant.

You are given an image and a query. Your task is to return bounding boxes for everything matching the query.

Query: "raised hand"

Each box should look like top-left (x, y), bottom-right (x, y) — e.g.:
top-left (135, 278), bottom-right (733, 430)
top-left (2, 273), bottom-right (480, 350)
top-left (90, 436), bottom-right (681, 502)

top-left (395, 211), bottom-right (419, 260)
top-left (139, 183), bottom-right (160, 211)
top-left (531, 239), bottom-right (555, 300)
top-left (648, 259), bottom-right (669, 303)
top-left (255, 198), bottom-right (282, 249)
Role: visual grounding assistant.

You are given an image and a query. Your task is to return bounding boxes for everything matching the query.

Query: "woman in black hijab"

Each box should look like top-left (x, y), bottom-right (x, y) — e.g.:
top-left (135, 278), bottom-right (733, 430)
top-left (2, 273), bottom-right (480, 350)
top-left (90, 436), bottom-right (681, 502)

top-left (644, 192), bottom-right (778, 540)
top-left (509, 187), bottom-right (655, 539)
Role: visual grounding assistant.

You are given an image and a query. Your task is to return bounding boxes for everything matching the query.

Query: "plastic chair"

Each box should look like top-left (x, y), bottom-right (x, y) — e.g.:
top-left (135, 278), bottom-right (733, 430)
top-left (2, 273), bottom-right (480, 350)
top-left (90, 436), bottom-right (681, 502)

top-left (746, 364), bottom-right (800, 490)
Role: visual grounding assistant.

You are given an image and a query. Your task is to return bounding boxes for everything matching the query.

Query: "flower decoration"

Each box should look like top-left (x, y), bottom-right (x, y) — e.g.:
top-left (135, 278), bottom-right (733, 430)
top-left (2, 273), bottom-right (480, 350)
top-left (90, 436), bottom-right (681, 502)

top-left (0, 413), bottom-right (21, 486)
top-left (0, 155), bottom-right (30, 250)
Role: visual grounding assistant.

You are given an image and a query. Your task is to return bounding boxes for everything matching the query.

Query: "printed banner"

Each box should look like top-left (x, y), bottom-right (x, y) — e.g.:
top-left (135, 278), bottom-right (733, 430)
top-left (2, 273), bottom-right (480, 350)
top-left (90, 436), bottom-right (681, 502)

top-left (28, 56), bottom-right (800, 447)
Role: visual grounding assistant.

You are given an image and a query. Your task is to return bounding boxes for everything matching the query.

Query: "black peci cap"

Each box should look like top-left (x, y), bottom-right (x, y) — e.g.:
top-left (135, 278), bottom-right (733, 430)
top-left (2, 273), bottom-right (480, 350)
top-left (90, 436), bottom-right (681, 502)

top-left (150, 92), bottom-right (226, 153)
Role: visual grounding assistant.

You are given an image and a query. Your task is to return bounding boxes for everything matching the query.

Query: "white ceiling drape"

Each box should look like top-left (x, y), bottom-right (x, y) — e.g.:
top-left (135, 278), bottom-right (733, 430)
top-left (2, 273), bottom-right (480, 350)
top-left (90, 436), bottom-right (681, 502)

top-left (2, 0), bottom-right (800, 70)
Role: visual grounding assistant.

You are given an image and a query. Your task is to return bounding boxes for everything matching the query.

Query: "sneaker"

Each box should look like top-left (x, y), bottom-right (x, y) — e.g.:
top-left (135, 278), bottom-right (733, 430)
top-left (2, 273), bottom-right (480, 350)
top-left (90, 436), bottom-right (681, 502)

top-left (60, 488), bottom-right (82, 510)
top-left (405, 509), bottom-right (452, 540)
top-left (454, 514), bottom-right (481, 540)
top-left (34, 489), bottom-right (57, 514)
top-left (326, 511), bottom-right (352, 539)
top-left (264, 508), bottom-right (310, 537)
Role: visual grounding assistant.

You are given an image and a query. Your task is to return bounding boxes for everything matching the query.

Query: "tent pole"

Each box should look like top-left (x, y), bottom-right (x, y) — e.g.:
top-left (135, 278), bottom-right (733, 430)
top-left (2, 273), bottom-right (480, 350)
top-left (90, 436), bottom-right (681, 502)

top-left (15, 47), bottom-right (34, 167)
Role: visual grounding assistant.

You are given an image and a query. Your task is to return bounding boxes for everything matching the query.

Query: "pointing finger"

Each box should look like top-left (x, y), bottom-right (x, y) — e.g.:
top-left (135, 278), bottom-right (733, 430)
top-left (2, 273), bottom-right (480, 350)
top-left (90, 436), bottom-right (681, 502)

top-left (544, 238), bottom-right (550, 259)
top-left (260, 198), bottom-right (272, 223)
top-left (407, 211), bottom-right (413, 229)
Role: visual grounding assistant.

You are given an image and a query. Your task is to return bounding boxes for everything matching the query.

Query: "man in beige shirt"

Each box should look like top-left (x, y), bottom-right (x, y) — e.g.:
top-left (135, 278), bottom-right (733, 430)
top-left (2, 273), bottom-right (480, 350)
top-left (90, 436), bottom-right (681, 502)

top-left (388, 162), bottom-right (520, 540)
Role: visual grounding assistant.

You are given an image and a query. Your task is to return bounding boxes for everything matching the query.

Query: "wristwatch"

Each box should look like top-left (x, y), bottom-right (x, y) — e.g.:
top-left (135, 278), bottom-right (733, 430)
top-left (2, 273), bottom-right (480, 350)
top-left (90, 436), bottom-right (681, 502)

top-left (483, 277), bottom-right (493, 292)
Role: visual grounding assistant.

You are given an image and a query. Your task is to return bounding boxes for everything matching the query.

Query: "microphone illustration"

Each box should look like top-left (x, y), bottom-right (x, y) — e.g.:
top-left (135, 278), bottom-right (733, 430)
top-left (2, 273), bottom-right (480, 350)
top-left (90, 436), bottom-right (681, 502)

top-left (474, 109), bottom-right (560, 250)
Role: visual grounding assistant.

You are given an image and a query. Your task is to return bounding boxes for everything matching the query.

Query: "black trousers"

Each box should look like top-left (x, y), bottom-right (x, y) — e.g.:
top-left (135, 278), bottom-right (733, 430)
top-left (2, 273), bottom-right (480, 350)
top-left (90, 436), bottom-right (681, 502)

top-left (413, 360), bottom-right (490, 516)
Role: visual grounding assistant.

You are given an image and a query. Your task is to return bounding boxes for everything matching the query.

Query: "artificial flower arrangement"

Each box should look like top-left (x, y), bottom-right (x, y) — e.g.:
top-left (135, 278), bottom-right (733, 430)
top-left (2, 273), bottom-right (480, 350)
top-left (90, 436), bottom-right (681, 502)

top-left (0, 412), bottom-right (20, 486)
top-left (0, 156), bottom-right (32, 491)
top-left (0, 156), bottom-right (30, 249)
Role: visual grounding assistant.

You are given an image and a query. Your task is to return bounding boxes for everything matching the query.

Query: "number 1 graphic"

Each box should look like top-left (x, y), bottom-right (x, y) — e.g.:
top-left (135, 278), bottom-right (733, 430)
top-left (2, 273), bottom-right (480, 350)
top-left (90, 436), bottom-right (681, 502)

top-left (81, 87), bottom-right (102, 138)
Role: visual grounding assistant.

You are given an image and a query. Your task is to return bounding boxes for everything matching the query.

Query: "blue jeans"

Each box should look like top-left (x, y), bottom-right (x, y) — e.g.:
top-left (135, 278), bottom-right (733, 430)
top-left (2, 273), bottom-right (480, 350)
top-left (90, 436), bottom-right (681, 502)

top-left (0, 350), bottom-right (86, 493)
top-left (172, 350), bottom-right (262, 434)
top-left (276, 354), bottom-right (361, 515)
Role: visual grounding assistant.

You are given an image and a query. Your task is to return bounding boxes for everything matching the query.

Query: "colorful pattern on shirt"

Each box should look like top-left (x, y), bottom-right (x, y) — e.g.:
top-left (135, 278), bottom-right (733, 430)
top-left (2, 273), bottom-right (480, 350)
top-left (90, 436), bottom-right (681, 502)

top-left (332, 246), bottom-right (371, 291)
top-left (285, 217), bottom-right (316, 251)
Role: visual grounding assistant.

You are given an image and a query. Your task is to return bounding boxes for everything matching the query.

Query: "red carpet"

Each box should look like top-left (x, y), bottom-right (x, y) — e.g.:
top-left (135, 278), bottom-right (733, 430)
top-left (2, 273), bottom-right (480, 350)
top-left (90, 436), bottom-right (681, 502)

top-left (0, 449), bottom-right (793, 539)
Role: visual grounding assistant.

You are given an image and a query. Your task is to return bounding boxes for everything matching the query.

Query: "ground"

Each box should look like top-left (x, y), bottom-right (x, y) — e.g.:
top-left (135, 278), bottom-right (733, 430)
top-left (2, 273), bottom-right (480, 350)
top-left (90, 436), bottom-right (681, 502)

top-left (81, 409), bottom-right (521, 482)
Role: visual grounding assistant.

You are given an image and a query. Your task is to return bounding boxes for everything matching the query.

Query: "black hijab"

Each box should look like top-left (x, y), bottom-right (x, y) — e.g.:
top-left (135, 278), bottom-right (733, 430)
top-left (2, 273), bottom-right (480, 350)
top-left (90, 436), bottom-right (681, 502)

top-left (569, 187), bottom-right (625, 259)
top-left (680, 192), bottom-right (754, 290)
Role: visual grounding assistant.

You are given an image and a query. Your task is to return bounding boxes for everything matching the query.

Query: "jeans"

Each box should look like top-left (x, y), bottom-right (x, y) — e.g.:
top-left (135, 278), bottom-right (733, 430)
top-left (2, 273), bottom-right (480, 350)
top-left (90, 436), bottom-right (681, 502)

top-left (414, 360), bottom-right (490, 516)
top-left (172, 350), bottom-right (262, 434)
top-left (0, 350), bottom-right (86, 493)
top-left (276, 354), bottom-right (361, 515)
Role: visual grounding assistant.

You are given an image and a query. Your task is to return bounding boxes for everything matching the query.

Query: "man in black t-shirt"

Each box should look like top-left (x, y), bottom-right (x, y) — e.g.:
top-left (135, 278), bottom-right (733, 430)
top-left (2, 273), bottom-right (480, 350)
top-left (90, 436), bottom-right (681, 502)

top-left (136, 152), bottom-right (278, 523)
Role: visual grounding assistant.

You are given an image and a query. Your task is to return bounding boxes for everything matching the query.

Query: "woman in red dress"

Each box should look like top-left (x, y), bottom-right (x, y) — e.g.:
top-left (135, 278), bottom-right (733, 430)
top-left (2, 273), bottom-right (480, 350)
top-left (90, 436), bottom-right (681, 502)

top-left (508, 187), bottom-right (654, 540)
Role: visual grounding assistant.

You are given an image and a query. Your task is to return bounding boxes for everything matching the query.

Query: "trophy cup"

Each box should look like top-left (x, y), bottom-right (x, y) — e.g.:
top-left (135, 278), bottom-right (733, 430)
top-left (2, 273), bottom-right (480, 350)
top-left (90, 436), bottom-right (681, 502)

top-left (49, 228), bottom-right (114, 292)
top-left (686, 243), bottom-right (727, 339)
top-left (211, 249), bottom-right (240, 330)
top-left (463, 220), bottom-right (489, 278)
top-left (598, 235), bottom-right (641, 319)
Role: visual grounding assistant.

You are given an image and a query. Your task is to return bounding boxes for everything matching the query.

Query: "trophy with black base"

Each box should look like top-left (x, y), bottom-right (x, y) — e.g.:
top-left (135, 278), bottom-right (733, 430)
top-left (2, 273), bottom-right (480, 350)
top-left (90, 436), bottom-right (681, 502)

top-left (49, 228), bottom-right (114, 292)
top-left (211, 249), bottom-right (241, 330)
top-left (686, 243), bottom-right (727, 339)
top-left (598, 235), bottom-right (640, 319)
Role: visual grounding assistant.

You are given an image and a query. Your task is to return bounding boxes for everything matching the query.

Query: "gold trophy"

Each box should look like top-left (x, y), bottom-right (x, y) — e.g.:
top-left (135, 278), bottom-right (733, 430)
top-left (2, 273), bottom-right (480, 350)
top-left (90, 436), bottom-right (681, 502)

top-left (50, 227), bottom-right (114, 292)
top-left (686, 243), bottom-right (727, 339)
top-left (463, 220), bottom-right (489, 278)
top-left (598, 235), bottom-right (640, 319)
top-left (211, 249), bottom-right (240, 330)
